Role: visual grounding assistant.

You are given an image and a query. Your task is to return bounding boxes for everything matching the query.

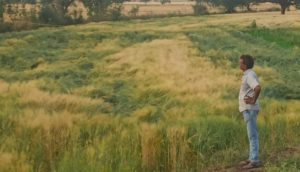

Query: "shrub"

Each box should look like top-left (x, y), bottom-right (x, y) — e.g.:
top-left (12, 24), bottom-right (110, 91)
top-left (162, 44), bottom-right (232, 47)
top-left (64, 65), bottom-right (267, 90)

top-left (250, 19), bottom-right (257, 29)
top-left (193, 4), bottom-right (209, 15)
top-left (0, 22), bottom-right (13, 33)
top-left (39, 5), bottom-right (65, 25)
top-left (109, 4), bottom-right (123, 21)
top-left (128, 5), bottom-right (139, 17)
top-left (160, 0), bottom-right (171, 5)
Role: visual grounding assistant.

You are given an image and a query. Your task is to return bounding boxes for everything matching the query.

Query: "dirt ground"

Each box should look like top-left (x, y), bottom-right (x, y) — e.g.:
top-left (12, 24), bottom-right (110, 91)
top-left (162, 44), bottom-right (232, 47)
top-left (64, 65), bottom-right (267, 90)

top-left (205, 147), bottom-right (300, 172)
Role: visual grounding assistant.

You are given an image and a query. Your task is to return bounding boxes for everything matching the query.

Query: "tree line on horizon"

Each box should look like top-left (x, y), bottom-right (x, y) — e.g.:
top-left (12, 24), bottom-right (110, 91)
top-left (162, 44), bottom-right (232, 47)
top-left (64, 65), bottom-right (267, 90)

top-left (0, 0), bottom-right (298, 32)
top-left (194, 0), bottom-right (297, 14)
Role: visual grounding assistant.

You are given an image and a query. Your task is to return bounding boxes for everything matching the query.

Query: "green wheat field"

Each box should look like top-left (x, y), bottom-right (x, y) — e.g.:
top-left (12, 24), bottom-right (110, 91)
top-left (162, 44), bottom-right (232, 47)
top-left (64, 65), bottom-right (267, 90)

top-left (0, 11), bottom-right (300, 172)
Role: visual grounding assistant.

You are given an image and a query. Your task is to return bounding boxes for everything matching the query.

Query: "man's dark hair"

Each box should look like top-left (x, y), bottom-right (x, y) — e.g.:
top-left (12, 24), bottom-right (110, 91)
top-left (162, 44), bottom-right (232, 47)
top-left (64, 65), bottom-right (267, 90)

top-left (240, 55), bottom-right (254, 69)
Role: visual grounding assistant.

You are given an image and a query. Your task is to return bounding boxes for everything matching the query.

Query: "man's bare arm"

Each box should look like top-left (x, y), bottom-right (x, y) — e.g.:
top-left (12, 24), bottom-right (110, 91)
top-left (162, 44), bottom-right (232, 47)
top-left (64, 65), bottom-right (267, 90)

top-left (244, 85), bottom-right (261, 105)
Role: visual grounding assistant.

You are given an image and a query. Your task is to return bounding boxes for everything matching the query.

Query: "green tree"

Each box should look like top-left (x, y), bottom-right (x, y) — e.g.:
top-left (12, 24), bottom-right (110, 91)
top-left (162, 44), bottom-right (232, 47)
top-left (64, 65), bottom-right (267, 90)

top-left (128, 5), bottom-right (139, 17)
top-left (160, 0), bottom-right (171, 5)
top-left (193, 0), bottom-right (209, 15)
top-left (278, 0), bottom-right (294, 14)
top-left (141, 0), bottom-right (151, 5)
top-left (109, 3), bottom-right (123, 21)
top-left (82, 0), bottom-right (114, 21)
top-left (39, 0), bottom-right (76, 24)
top-left (56, 0), bottom-right (76, 16)
top-left (259, 0), bottom-right (296, 14)
top-left (82, 0), bottom-right (125, 21)
top-left (239, 0), bottom-right (253, 11)
top-left (212, 0), bottom-right (242, 13)
top-left (0, 1), bottom-right (5, 22)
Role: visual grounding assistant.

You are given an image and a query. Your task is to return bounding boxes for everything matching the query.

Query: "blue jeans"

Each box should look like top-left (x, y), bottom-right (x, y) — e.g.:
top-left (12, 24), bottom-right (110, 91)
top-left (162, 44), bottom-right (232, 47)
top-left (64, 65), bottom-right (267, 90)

top-left (243, 110), bottom-right (259, 162)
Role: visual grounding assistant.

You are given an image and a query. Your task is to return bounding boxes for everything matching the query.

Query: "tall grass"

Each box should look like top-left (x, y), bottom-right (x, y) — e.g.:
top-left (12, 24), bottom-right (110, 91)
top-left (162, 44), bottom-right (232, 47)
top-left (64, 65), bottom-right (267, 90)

top-left (186, 26), bottom-right (300, 99)
top-left (0, 12), bottom-right (300, 171)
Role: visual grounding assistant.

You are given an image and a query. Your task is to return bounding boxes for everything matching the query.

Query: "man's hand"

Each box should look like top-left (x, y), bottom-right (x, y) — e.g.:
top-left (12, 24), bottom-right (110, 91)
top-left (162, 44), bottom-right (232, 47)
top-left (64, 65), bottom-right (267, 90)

top-left (244, 96), bottom-right (256, 104)
top-left (244, 85), bottom-right (261, 105)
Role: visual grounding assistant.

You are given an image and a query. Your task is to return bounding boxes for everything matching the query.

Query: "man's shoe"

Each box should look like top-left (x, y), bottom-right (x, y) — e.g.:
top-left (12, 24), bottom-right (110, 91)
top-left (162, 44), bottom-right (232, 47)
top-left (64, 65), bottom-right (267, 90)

top-left (239, 160), bottom-right (250, 166)
top-left (242, 161), bottom-right (261, 169)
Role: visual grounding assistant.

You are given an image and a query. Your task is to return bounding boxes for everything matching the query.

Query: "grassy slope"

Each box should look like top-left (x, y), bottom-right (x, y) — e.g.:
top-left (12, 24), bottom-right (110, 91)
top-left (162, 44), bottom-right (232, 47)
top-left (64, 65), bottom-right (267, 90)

top-left (0, 11), bottom-right (300, 171)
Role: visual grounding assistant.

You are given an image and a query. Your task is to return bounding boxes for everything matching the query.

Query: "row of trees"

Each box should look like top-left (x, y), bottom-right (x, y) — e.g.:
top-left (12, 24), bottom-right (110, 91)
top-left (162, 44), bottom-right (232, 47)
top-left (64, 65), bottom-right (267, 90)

top-left (0, 0), bottom-right (126, 26)
top-left (195, 0), bottom-right (297, 14)
top-left (0, 0), bottom-right (298, 32)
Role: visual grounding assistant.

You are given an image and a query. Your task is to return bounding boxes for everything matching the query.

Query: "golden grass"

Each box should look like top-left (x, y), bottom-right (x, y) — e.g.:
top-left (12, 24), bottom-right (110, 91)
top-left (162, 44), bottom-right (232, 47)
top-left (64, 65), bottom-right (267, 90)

top-left (106, 37), bottom-right (238, 103)
top-left (132, 106), bottom-right (157, 121)
top-left (1, 81), bottom-right (104, 113)
top-left (140, 123), bottom-right (162, 170)
top-left (92, 38), bottom-right (123, 54)
top-left (21, 109), bottom-right (74, 131)
top-left (167, 126), bottom-right (192, 171)
top-left (255, 66), bottom-right (281, 84)
top-left (0, 80), bottom-right (10, 94)
top-left (0, 152), bottom-right (31, 172)
top-left (0, 153), bottom-right (13, 170)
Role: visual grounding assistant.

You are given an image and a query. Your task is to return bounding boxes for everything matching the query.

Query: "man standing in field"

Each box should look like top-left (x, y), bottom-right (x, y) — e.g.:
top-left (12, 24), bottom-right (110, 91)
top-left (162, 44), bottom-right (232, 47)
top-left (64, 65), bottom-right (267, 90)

top-left (239, 55), bottom-right (261, 169)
